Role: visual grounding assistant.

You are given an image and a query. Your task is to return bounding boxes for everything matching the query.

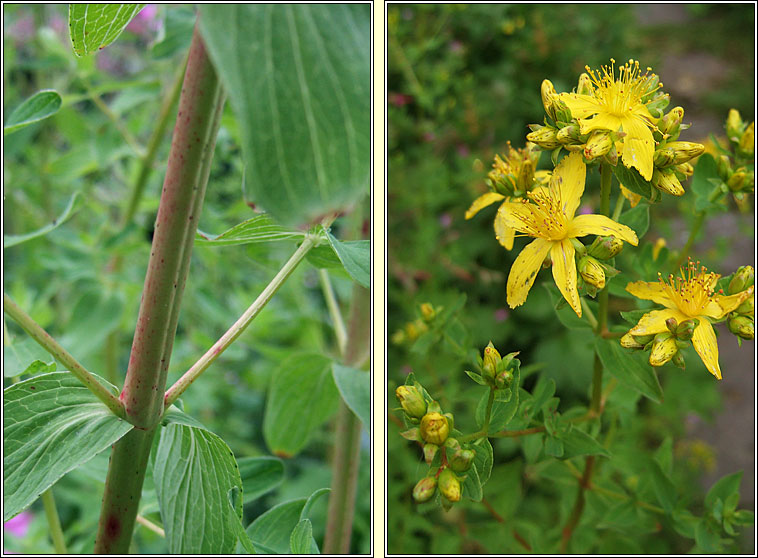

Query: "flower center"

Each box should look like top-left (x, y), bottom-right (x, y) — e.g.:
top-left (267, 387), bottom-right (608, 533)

top-left (658, 261), bottom-right (719, 317)
top-left (585, 58), bottom-right (660, 118)
top-left (513, 185), bottom-right (568, 241)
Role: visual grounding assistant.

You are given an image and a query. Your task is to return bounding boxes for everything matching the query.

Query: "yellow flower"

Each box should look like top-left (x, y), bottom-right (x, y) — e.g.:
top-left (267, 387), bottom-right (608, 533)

top-left (561, 59), bottom-right (663, 181)
top-left (500, 152), bottom-right (638, 316)
top-left (625, 261), bottom-right (755, 379)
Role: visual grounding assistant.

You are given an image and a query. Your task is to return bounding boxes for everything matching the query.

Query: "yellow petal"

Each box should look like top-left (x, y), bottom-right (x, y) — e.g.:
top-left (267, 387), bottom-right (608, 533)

top-left (507, 238), bottom-right (552, 309)
top-left (691, 320), bottom-right (722, 380)
top-left (705, 286), bottom-right (755, 319)
top-left (465, 192), bottom-right (505, 219)
top-left (578, 112), bottom-right (623, 135)
top-left (625, 280), bottom-right (679, 309)
top-left (567, 214), bottom-right (639, 246)
top-left (498, 200), bottom-right (539, 236)
top-left (621, 116), bottom-right (654, 181)
top-left (551, 239), bottom-right (581, 316)
top-left (630, 308), bottom-right (688, 336)
top-left (559, 93), bottom-right (602, 119)
top-left (620, 184), bottom-right (641, 208)
top-left (551, 152), bottom-right (586, 220)
top-left (494, 204), bottom-right (515, 250)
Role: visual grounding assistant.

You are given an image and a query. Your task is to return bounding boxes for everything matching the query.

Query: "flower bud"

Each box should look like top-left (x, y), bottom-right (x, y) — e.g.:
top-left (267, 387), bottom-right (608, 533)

top-left (576, 72), bottom-right (593, 95)
top-left (671, 351), bottom-right (686, 369)
top-left (621, 332), bottom-right (644, 349)
top-left (604, 142), bottom-right (619, 166)
top-left (413, 476), bottom-right (437, 503)
top-left (496, 369), bottom-right (514, 389)
top-left (654, 147), bottom-right (678, 168)
top-left (584, 131), bottom-right (613, 161)
top-left (737, 121), bottom-right (754, 159)
top-left (675, 319), bottom-right (697, 341)
top-left (728, 315), bottom-right (754, 340)
top-left (729, 266), bottom-right (754, 294)
top-left (541, 79), bottom-right (558, 121)
top-left (635, 333), bottom-right (656, 346)
top-left (556, 124), bottom-right (582, 145)
top-left (736, 296), bottom-right (754, 316)
top-left (674, 162), bottom-right (694, 179)
top-left (726, 108), bottom-right (744, 141)
top-left (659, 106), bottom-right (684, 138)
top-left (649, 333), bottom-right (678, 366)
top-left (482, 342), bottom-right (501, 382)
top-left (449, 448), bottom-right (476, 472)
top-left (552, 98), bottom-right (573, 123)
top-left (666, 141), bottom-right (705, 164)
top-left (438, 468), bottom-right (462, 502)
top-left (665, 317), bottom-right (678, 334)
top-left (423, 443), bottom-right (438, 464)
top-left (578, 255), bottom-right (606, 289)
top-left (727, 169), bottom-right (749, 192)
top-left (420, 302), bottom-right (436, 322)
top-left (444, 437), bottom-right (461, 451)
top-left (587, 235), bottom-right (624, 260)
top-left (516, 157), bottom-right (535, 193)
top-left (396, 385), bottom-right (427, 419)
top-left (526, 126), bottom-right (561, 149)
top-left (716, 154), bottom-right (733, 182)
top-left (652, 168), bottom-right (685, 196)
top-left (420, 412), bottom-right (449, 445)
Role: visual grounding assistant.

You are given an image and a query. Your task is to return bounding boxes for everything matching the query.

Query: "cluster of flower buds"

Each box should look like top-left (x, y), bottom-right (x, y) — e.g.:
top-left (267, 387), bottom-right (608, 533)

top-left (469, 341), bottom-right (518, 389)
top-left (716, 109), bottom-right (754, 209)
top-left (390, 301), bottom-right (440, 345)
top-left (484, 141), bottom-right (549, 198)
top-left (570, 237), bottom-right (622, 297)
top-left (648, 106), bottom-right (704, 197)
top-left (621, 316), bottom-right (699, 369)
top-left (726, 265), bottom-right (754, 342)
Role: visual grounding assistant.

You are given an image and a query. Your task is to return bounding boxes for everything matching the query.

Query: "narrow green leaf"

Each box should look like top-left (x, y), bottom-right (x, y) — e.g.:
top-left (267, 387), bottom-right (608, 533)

top-left (297, 487), bottom-right (329, 554)
top-left (618, 202), bottom-right (650, 238)
top-left (544, 283), bottom-right (593, 330)
top-left (3, 338), bottom-right (57, 377)
top-left (705, 471), bottom-right (743, 509)
top-left (153, 424), bottom-right (243, 554)
top-left (195, 214), bottom-right (305, 246)
top-left (198, 4), bottom-right (370, 226)
top-left (332, 363), bottom-right (370, 431)
top-left (560, 427), bottom-right (611, 459)
top-left (246, 498), bottom-right (307, 554)
top-left (472, 438), bottom-right (493, 485)
top-left (649, 459), bottom-right (677, 515)
top-left (4, 90), bottom-right (62, 135)
top-left (326, 232), bottom-right (370, 288)
top-left (613, 163), bottom-right (654, 199)
top-left (690, 154), bottom-right (723, 213)
top-left (161, 405), bottom-right (209, 430)
top-left (4, 192), bottom-right (81, 248)
top-left (619, 309), bottom-right (648, 325)
top-left (595, 338), bottom-right (663, 403)
top-left (462, 461), bottom-right (483, 502)
top-left (68, 4), bottom-right (146, 57)
top-left (3, 372), bottom-right (132, 521)
top-left (238, 456), bottom-right (284, 504)
top-left (263, 354), bottom-right (339, 457)
top-left (226, 488), bottom-right (258, 554)
top-left (544, 435), bottom-right (564, 457)
top-left (290, 519), bottom-right (316, 554)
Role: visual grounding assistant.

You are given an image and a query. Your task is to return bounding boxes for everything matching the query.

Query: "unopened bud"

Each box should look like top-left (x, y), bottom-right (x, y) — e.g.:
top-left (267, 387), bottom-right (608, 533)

top-left (396, 385), bottom-right (427, 419)
top-left (659, 106), bottom-right (684, 138)
top-left (675, 319), bottom-right (697, 340)
top-left (420, 302), bottom-right (436, 322)
top-left (552, 98), bottom-right (573, 123)
top-left (556, 124), bottom-right (582, 145)
top-left (482, 342), bottom-right (501, 382)
top-left (635, 333), bottom-right (656, 346)
top-left (587, 235), bottom-right (624, 260)
top-left (728, 315), bottom-right (754, 340)
top-left (438, 468), bottom-right (462, 502)
top-left (666, 141), bottom-right (705, 164)
top-left (420, 412), bottom-right (450, 445)
top-left (495, 369), bottom-right (514, 389)
top-left (654, 147), bottom-right (677, 168)
top-left (716, 155), bottom-right (733, 182)
top-left (671, 351), bottom-right (686, 369)
top-left (516, 158), bottom-right (535, 192)
top-left (649, 333), bottom-right (678, 366)
top-left (675, 162), bottom-right (694, 179)
top-left (736, 296), bottom-right (754, 316)
top-left (444, 437), bottom-right (461, 451)
top-left (653, 168), bottom-right (685, 196)
top-left (604, 142), bottom-right (619, 166)
top-left (621, 332), bottom-right (644, 349)
top-left (584, 131), bottom-right (613, 161)
top-left (737, 121), bottom-right (754, 159)
top-left (729, 266), bottom-right (754, 294)
top-left (526, 126), bottom-right (561, 150)
top-left (423, 443), bottom-right (438, 464)
top-left (541, 79), bottom-right (558, 121)
top-left (578, 255), bottom-right (606, 289)
top-left (727, 170), bottom-right (749, 192)
top-left (665, 317), bottom-right (678, 334)
top-left (413, 476), bottom-right (437, 503)
top-left (576, 72), bottom-right (593, 95)
top-left (726, 108), bottom-right (744, 141)
top-left (449, 448), bottom-right (476, 472)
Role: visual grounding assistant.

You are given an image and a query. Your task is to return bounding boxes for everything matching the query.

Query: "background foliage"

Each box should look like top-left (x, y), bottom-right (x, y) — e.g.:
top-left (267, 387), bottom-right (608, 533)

top-left (387, 3), bottom-right (754, 554)
top-left (3, 4), bottom-right (369, 553)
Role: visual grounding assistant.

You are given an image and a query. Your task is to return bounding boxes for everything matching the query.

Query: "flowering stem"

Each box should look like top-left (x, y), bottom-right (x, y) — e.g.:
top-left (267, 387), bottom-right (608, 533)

top-left (3, 293), bottom-right (126, 420)
top-left (41, 488), bottom-right (67, 554)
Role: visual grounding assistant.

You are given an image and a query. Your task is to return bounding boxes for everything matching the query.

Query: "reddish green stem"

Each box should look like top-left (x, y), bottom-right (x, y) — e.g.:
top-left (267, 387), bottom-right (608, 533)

top-left (94, 21), bottom-right (224, 554)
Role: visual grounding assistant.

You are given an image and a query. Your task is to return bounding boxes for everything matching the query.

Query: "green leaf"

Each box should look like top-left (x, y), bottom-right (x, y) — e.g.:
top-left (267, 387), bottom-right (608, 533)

top-left (560, 427), bottom-right (611, 459)
top-left (705, 471), bottom-right (743, 509)
top-left (290, 519), bottom-right (316, 554)
top-left (4, 192), bottom-right (81, 248)
top-left (4, 90), bottom-right (62, 135)
top-left (694, 519), bottom-right (723, 552)
top-left (226, 487), bottom-right (258, 554)
top-left (3, 338), bottom-right (57, 378)
top-left (618, 202), bottom-right (650, 238)
top-left (295, 487), bottom-right (329, 553)
top-left (613, 163), bottom-right (653, 199)
top-left (690, 154), bottom-right (724, 213)
top-left (543, 283), bottom-right (593, 330)
top-left (238, 456), bottom-right (285, 504)
top-left (332, 363), bottom-right (370, 431)
top-left (649, 459), bottom-right (677, 515)
top-left (544, 435), bottom-right (564, 458)
top-left (198, 4), bottom-right (370, 226)
top-left (3, 372), bottom-right (133, 521)
top-left (595, 338), bottom-right (663, 403)
top-left (326, 233), bottom-right (370, 288)
top-left (472, 438), bottom-right (493, 485)
top-left (475, 364), bottom-right (521, 432)
top-left (195, 214), bottom-right (305, 246)
top-left (263, 353), bottom-right (339, 457)
top-left (161, 405), bottom-right (209, 430)
top-left (619, 309), bottom-right (648, 325)
top-left (247, 498), bottom-right (307, 554)
top-left (68, 4), bottom-right (146, 57)
top-left (465, 370), bottom-right (488, 386)
top-left (58, 289), bottom-right (124, 360)
top-left (153, 423), bottom-right (243, 554)
top-left (462, 461), bottom-right (483, 502)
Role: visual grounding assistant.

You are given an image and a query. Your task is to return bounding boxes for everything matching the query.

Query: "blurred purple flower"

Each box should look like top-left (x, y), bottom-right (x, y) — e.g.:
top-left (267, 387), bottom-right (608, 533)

top-left (449, 40), bottom-right (463, 53)
top-left (389, 92), bottom-right (413, 107)
top-left (422, 131), bottom-right (436, 143)
top-left (456, 143), bottom-right (470, 157)
top-left (126, 4), bottom-right (159, 36)
top-left (439, 213), bottom-right (452, 228)
top-left (578, 204), bottom-right (593, 215)
top-left (494, 308), bottom-right (510, 323)
top-left (4, 511), bottom-right (33, 537)
top-left (5, 15), bottom-right (35, 41)
top-left (402, 365), bottom-right (413, 376)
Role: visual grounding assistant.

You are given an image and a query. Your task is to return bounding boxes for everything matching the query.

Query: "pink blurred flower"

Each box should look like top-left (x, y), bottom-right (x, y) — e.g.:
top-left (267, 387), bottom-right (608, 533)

top-left (4, 511), bottom-right (33, 537)
top-left (422, 131), bottom-right (436, 143)
top-left (578, 204), bottom-right (593, 215)
top-left (449, 40), bottom-right (463, 53)
top-left (126, 4), bottom-right (160, 36)
top-left (439, 213), bottom-right (452, 228)
top-left (456, 143), bottom-right (470, 157)
top-left (389, 92), bottom-right (413, 107)
top-left (494, 308), bottom-right (510, 323)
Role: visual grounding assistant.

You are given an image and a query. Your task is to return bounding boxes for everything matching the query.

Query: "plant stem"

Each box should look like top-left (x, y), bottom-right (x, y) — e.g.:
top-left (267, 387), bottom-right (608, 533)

top-left (41, 488), bottom-right (67, 554)
top-left (94, 22), bottom-right (223, 554)
top-left (319, 270), bottom-right (347, 354)
top-left (135, 515), bottom-right (166, 538)
top-left (611, 192), bottom-right (625, 221)
top-left (323, 283), bottom-right (370, 554)
top-left (163, 228), bottom-right (328, 407)
top-left (3, 293), bottom-right (126, 419)
top-left (580, 299), bottom-right (598, 330)
top-left (121, 56), bottom-right (188, 228)
top-left (482, 387), bottom-right (495, 435)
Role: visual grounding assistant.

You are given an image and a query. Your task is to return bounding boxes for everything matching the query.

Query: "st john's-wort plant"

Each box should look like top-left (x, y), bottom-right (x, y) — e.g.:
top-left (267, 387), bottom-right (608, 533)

top-left (4, 4), bottom-right (370, 554)
top-left (392, 58), bottom-right (754, 553)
